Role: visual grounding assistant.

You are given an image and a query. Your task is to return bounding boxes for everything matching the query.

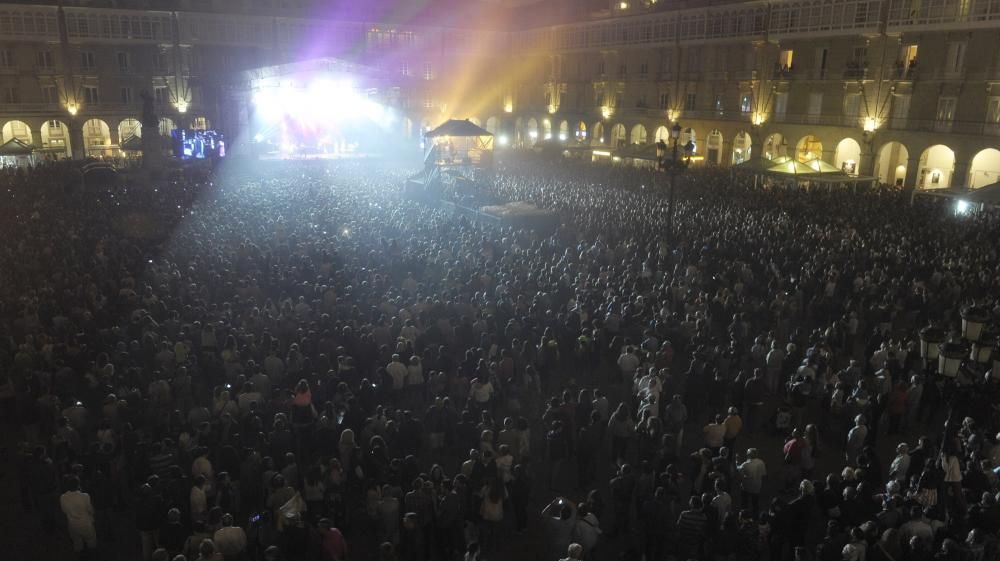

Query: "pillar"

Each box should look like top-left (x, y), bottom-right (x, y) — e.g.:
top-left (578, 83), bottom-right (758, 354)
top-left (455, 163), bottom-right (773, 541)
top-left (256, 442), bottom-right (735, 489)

top-left (904, 156), bottom-right (919, 188)
top-left (951, 160), bottom-right (970, 188)
top-left (69, 119), bottom-right (85, 160)
top-left (859, 140), bottom-right (875, 178)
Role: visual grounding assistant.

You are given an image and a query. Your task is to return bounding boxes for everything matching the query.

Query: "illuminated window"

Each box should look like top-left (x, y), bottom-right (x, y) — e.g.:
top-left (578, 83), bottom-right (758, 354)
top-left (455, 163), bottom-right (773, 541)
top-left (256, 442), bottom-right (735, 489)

top-left (423, 98), bottom-right (433, 108)
top-left (740, 94), bottom-right (752, 114)
top-left (936, 97), bottom-right (956, 122)
top-left (714, 94), bottom-right (724, 114)
top-left (777, 49), bottom-right (793, 70)
top-left (423, 63), bottom-right (433, 80)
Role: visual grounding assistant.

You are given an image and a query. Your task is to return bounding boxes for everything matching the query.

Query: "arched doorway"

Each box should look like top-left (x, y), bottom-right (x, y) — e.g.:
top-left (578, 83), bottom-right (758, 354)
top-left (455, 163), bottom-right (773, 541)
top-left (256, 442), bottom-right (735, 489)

top-left (1, 120), bottom-right (33, 145)
top-left (542, 119), bottom-right (552, 140)
top-left (833, 138), bottom-right (862, 174)
top-left (679, 127), bottom-right (697, 153)
top-left (630, 124), bottom-right (648, 145)
top-left (159, 117), bottom-right (176, 137)
top-left (706, 129), bottom-right (723, 164)
top-left (874, 141), bottom-right (909, 186)
top-left (119, 118), bottom-right (142, 141)
top-left (576, 121), bottom-right (587, 140)
top-left (558, 120), bottom-right (569, 140)
top-left (763, 133), bottom-right (787, 160)
top-left (611, 124), bottom-right (627, 148)
top-left (82, 119), bottom-right (112, 156)
top-left (969, 148), bottom-right (1000, 188)
top-left (592, 122), bottom-right (604, 144)
top-left (654, 126), bottom-right (670, 143)
top-left (796, 135), bottom-right (822, 163)
top-left (732, 131), bottom-right (752, 164)
top-left (526, 118), bottom-right (539, 141)
top-left (485, 117), bottom-right (498, 135)
top-left (40, 120), bottom-right (71, 158)
top-left (918, 144), bottom-right (955, 188)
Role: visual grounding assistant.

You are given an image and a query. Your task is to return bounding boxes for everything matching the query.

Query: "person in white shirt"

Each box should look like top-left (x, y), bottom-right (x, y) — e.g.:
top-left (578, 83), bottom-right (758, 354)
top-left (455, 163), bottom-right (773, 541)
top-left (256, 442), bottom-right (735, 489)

top-left (213, 513), bottom-right (248, 559)
top-left (60, 476), bottom-right (97, 553)
top-left (738, 448), bottom-right (767, 513)
top-left (889, 443), bottom-right (911, 483)
top-left (386, 355), bottom-right (408, 392)
top-left (190, 475), bottom-right (209, 523)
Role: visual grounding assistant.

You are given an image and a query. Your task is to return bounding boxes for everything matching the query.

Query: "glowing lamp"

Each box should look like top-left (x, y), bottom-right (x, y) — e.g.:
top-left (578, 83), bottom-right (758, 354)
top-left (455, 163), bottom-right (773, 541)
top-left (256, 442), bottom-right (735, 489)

top-left (67, 103), bottom-right (79, 116)
top-left (751, 112), bottom-right (765, 126)
top-left (498, 135), bottom-right (509, 146)
top-left (559, 133), bottom-right (567, 141)
top-left (863, 117), bottom-right (878, 132)
top-left (938, 342), bottom-right (966, 377)
top-left (529, 131), bottom-right (538, 139)
top-left (962, 306), bottom-right (990, 341)
top-left (670, 123), bottom-right (681, 140)
top-left (547, 105), bottom-right (557, 114)
top-left (544, 133), bottom-right (552, 140)
top-left (956, 200), bottom-right (971, 215)
top-left (667, 110), bottom-right (679, 122)
top-left (601, 106), bottom-right (612, 119)
top-left (504, 103), bottom-right (513, 113)
top-left (919, 326), bottom-right (946, 361)
top-left (619, 1), bottom-right (628, 8)
top-left (175, 100), bottom-right (189, 114)
top-left (253, 133), bottom-right (264, 143)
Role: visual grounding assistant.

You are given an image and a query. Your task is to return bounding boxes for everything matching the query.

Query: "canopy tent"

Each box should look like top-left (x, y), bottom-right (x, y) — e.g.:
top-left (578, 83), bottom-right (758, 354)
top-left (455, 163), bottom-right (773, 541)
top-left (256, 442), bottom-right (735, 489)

top-left (0, 138), bottom-right (34, 156)
top-left (804, 158), bottom-right (841, 173)
top-left (423, 119), bottom-right (494, 168)
top-left (733, 156), bottom-right (777, 173)
top-left (963, 181), bottom-right (1000, 205)
top-left (767, 159), bottom-right (817, 176)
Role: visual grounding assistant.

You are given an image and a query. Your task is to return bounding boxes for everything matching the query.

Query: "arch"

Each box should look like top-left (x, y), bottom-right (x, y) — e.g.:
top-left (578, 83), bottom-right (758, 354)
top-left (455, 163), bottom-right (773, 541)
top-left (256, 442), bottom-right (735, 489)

top-left (969, 148), bottom-right (1000, 188)
top-left (159, 117), bottom-right (176, 137)
top-left (1, 120), bottom-right (33, 145)
top-left (526, 117), bottom-right (539, 141)
top-left (610, 123), bottom-right (627, 148)
top-left (119, 118), bottom-right (142, 141)
top-left (40, 120), bottom-right (72, 159)
top-left (795, 135), bottom-right (823, 163)
top-left (593, 122), bottom-right (605, 144)
top-left (833, 137), bottom-right (862, 174)
top-left (763, 133), bottom-right (787, 160)
top-left (82, 118), bottom-right (112, 156)
top-left (917, 144), bottom-right (955, 189)
top-left (654, 126), bottom-right (670, 143)
top-left (874, 141), bottom-right (909, 186)
top-left (679, 127), bottom-right (697, 153)
top-left (192, 116), bottom-right (210, 130)
top-left (732, 131), bottom-right (752, 164)
top-left (630, 124), bottom-right (648, 145)
top-left (706, 129), bottom-right (724, 164)
top-left (542, 118), bottom-right (552, 140)
top-left (576, 121), bottom-right (587, 140)
top-left (39, 121), bottom-right (73, 160)
top-left (558, 120), bottom-right (569, 141)
top-left (485, 116), bottom-right (499, 135)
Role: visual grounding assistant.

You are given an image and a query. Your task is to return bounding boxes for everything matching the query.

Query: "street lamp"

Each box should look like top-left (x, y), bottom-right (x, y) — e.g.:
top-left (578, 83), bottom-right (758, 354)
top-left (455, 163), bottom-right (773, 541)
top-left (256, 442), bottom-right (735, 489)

top-left (938, 342), bottom-right (966, 378)
top-left (919, 325), bottom-right (946, 365)
top-left (961, 306), bottom-right (990, 341)
top-left (661, 122), bottom-right (693, 240)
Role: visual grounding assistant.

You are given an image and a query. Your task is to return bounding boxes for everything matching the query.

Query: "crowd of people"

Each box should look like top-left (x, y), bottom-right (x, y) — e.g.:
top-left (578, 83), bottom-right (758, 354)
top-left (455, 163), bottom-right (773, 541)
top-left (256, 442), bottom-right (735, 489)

top-left (1, 152), bottom-right (999, 561)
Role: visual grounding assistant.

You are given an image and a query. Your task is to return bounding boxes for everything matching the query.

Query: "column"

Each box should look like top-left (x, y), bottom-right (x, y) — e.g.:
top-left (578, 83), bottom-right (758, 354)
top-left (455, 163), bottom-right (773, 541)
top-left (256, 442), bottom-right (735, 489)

top-left (904, 156), bottom-right (919, 188)
top-left (950, 160), bottom-right (970, 188)
top-left (859, 139), bottom-right (875, 178)
top-left (69, 119), bottom-right (85, 160)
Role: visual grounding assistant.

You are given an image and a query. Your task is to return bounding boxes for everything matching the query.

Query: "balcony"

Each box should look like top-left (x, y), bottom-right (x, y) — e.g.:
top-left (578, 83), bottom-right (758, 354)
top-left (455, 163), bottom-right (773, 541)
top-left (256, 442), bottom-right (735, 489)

top-left (842, 64), bottom-right (869, 80)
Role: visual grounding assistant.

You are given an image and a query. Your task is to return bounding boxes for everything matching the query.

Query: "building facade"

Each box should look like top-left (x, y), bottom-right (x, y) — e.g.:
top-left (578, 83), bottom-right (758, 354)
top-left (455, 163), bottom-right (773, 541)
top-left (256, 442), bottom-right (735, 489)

top-left (2, 0), bottom-right (1000, 188)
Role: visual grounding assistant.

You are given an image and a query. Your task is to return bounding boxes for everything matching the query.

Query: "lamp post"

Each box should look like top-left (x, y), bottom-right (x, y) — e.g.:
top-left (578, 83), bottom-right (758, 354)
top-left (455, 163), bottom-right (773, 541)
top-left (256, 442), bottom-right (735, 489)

top-left (662, 122), bottom-right (694, 240)
top-left (938, 342), bottom-right (967, 378)
top-left (919, 325), bottom-right (946, 368)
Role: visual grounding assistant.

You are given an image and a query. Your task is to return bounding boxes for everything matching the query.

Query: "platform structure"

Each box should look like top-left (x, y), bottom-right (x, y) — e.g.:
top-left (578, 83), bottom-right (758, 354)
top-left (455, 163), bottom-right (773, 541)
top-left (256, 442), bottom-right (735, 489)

top-left (405, 119), bottom-right (494, 197)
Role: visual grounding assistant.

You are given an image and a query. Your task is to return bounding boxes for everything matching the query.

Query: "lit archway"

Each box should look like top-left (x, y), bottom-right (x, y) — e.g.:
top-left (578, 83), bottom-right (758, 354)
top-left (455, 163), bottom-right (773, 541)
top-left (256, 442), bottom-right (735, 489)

top-left (192, 116), bottom-right (210, 130)
top-left (485, 116), bottom-right (499, 135)
top-left (917, 144), bottom-right (955, 189)
top-left (119, 118), bottom-right (142, 142)
top-left (654, 126), bottom-right (670, 143)
top-left (576, 121), bottom-right (587, 140)
top-left (706, 129), bottom-right (724, 164)
top-left (796, 135), bottom-right (823, 163)
top-left (40, 120), bottom-right (71, 159)
top-left (680, 127), bottom-right (697, 153)
top-left (542, 119), bottom-right (552, 140)
top-left (833, 138), bottom-right (862, 174)
top-left (558, 120), bottom-right (569, 141)
top-left (159, 118), bottom-right (176, 137)
top-left (526, 118), bottom-right (539, 142)
top-left (969, 148), bottom-right (1000, 188)
top-left (1, 120), bottom-right (33, 145)
top-left (593, 122), bottom-right (605, 144)
top-left (611, 124), bottom-right (627, 148)
top-left (763, 133), bottom-right (787, 160)
top-left (82, 119), bottom-right (112, 156)
top-left (874, 141), bottom-right (909, 186)
top-left (630, 124), bottom-right (647, 145)
top-left (732, 131), bottom-right (752, 164)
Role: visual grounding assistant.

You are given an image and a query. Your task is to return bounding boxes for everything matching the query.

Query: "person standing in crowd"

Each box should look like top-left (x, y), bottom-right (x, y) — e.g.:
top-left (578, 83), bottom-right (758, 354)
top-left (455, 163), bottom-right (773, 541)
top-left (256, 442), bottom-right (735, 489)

top-left (60, 475), bottom-right (97, 560)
